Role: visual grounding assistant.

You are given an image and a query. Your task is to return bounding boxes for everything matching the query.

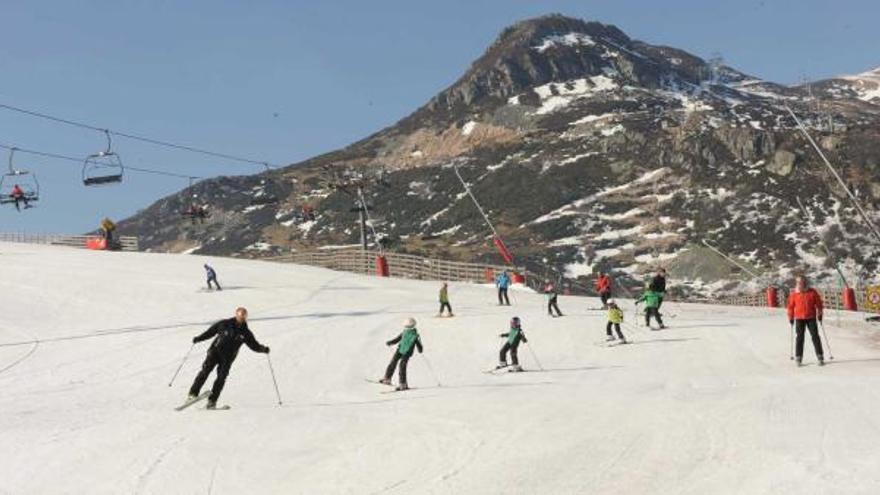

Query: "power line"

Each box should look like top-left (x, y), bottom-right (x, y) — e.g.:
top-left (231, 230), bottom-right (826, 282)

top-left (0, 102), bottom-right (277, 169)
top-left (0, 142), bottom-right (198, 180)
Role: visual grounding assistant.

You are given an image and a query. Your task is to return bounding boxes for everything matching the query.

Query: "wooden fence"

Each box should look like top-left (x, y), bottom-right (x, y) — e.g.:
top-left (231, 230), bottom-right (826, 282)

top-left (267, 249), bottom-right (519, 284)
top-left (0, 232), bottom-right (139, 252)
top-left (706, 286), bottom-right (878, 314)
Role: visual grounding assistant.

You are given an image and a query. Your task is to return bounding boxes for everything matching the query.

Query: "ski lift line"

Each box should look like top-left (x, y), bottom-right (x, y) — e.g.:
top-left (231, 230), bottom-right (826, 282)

top-left (356, 185), bottom-right (382, 253)
top-left (700, 239), bottom-right (763, 280)
top-left (794, 197), bottom-right (850, 288)
top-left (452, 165), bottom-right (499, 237)
top-left (0, 102), bottom-right (277, 169)
top-left (0, 142), bottom-right (197, 180)
top-left (784, 105), bottom-right (880, 245)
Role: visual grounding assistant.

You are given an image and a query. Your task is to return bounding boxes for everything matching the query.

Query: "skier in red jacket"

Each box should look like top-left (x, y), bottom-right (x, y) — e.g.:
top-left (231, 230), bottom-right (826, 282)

top-left (786, 276), bottom-right (825, 366)
top-left (595, 272), bottom-right (612, 307)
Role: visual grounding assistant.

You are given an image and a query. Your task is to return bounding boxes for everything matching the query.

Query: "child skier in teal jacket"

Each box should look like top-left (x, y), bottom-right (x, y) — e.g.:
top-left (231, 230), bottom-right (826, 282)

top-left (379, 317), bottom-right (423, 390)
top-left (496, 316), bottom-right (528, 372)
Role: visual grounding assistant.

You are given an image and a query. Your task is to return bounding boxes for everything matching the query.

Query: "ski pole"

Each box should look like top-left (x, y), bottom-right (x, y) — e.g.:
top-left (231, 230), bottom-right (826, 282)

top-left (266, 354), bottom-right (283, 405)
top-left (789, 322), bottom-right (795, 361)
top-left (168, 343), bottom-right (194, 387)
top-left (818, 320), bottom-right (834, 360)
top-left (525, 341), bottom-right (544, 371)
top-left (420, 354), bottom-right (442, 387)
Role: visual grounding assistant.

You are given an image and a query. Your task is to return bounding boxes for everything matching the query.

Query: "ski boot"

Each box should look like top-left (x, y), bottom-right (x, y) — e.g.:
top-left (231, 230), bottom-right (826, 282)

top-left (186, 394), bottom-right (197, 402)
top-left (510, 365), bottom-right (523, 372)
top-left (378, 377), bottom-right (392, 385)
top-left (795, 357), bottom-right (803, 367)
top-left (396, 383), bottom-right (409, 391)
top-left (606, 335), bottom-right (616, 342)
top-left (619, 337), bottom-right (628, 344)
top-left (496, 362), bottom-right (508, 370)
top-left (818, 356), bottom-right (825, 367)
top-left (206, 400), bottom-right (217, 410)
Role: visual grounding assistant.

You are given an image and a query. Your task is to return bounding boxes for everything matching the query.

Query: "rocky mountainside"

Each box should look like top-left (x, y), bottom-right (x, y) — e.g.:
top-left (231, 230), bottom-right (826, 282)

top-left (118, 15), bottom-right (880, 297)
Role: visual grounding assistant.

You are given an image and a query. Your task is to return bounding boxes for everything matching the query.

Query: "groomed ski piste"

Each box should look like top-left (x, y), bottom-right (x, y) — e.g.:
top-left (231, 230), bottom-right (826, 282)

top-left (2, 242), bottom-right (880, 495)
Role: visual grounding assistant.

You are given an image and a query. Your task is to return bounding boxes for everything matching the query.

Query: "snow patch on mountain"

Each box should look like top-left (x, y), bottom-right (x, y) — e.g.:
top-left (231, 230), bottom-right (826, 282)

top-left (534, 32), bottom-right (596, 52)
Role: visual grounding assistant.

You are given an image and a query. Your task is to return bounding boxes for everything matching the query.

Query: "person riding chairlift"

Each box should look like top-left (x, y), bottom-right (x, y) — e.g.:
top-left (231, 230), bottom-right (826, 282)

top-left (10, 184), bottom-right (29, 212)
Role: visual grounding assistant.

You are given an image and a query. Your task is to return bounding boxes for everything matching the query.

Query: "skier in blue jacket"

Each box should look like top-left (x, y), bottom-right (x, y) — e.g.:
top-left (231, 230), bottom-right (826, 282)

top-left (204, 264), bottom-right (222, 291)
top-left (496, 270), bottom-right (511, 306)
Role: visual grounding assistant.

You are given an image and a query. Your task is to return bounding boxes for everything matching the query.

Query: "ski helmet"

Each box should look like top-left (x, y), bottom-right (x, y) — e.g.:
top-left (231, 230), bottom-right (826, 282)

top-left (403, 317), bottom-right (417, 328)
top-left (511, 316), bottom-right (521, 327)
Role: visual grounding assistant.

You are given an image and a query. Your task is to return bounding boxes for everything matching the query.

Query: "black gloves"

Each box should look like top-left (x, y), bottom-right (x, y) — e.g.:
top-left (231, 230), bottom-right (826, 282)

top-left (262, 346), bottom-right (271, 354)
top-left (789, 320), bottom-right (794, 326)
top-left (385, 340), bottom-right (393, 346)
top-left (192, 336), bottom-right (199, 344)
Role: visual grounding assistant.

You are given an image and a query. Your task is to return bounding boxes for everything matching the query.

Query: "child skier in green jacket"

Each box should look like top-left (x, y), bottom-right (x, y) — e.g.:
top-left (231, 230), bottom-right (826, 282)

top-left (379, 317), bottom-right (424, 390)
top-left (496, 316), bottom-right (528, 372)
top-left (606, 300), bottom-right (627, 343)
top-left (636, 289), bottom-right (665, 329)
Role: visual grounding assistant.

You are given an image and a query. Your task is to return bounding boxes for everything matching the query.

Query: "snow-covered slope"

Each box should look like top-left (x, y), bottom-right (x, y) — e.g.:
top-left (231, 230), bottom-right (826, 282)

top-left (1, 243), bottom-right (880, 494)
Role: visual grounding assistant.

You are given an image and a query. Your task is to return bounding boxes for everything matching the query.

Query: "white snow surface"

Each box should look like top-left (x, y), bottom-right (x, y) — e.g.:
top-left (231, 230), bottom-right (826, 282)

top-left (2, 243), bottom-right (880, 494)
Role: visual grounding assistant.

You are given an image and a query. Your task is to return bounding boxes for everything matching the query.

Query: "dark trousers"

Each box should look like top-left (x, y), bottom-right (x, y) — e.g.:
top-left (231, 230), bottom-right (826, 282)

top-left (657, 295), bottom-right (664, 310)
top-left (384, 352), bottom-right (411, 385)
top-left (499, 342), bottom-right (519, 365)
top-left (795, 319), bottom-right (824, 359)
top-left (207, 276), bottom-right (222, 290)
top-left (13, 197), bottom-right (28, 211)
top-left (189, 350), bottom-right (233, 402)
top-left (645, 307), bottom-right (664, 327)
top-left (548, 296), bottom-right (562, 316)
top-left (606, 322), bottom-right (624, 339)
top-left (439, 302), bottom-right (452, 314)
top-left (498, 288), bottom-right (510, 305)
top-left (600, 292), bottom-right (611, 306)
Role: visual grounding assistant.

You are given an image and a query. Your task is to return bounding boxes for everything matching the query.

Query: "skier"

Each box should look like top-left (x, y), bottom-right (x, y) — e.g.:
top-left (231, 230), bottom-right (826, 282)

top-left (605, 300), bottom-right (627, 343)
top-left (595, 271), bottom-right (613, 308)
top-left (379, 317), bottom-right (423, 390)
top-left (496, 270), bottom-right (511, 306)
top-left (204, 264), bottom-right (222, 291)
top-left (10, 184), bottom-right (29, 211)
top-left (544, 280), bottom-right (563, 317)
top-left (496, 316), bottom-right (528, 372)
top-left (100, 217), bottom-right (117, 248)
top-left (187, 307), bottom-right (270, 409)
top-left (636, 289), bottom-right (665, 329)
top-left (787, 276), bottom-right (825, 366)
top-left (438, 282), bottom-right (453, 317)
top-left (649, 268), bottom-right (667, 310)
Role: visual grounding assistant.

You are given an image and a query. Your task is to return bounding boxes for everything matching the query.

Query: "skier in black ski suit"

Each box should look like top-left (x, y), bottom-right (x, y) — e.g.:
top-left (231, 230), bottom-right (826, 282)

top-left (187, 307), bottom-right (269, 408)
top-left (649, 268), bottom-right (667, 309)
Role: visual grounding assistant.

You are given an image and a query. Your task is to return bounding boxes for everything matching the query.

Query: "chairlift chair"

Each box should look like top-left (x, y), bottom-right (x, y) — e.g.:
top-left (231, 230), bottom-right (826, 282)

top-left (0, 148), bottom-right (40, 208)
top-left (82, 130), bottom-right (124, 186)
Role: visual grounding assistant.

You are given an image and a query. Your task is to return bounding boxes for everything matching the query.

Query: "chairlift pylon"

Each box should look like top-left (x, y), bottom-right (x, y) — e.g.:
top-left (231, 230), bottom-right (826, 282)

top-left (0, 147), bottom-right (40, 210)
top-left (82, 129), bottom-right (124, 186)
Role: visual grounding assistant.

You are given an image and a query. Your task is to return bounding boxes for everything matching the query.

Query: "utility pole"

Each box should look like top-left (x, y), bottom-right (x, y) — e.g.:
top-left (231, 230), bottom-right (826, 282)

top-left (323, 165), bottom-right (386, 253)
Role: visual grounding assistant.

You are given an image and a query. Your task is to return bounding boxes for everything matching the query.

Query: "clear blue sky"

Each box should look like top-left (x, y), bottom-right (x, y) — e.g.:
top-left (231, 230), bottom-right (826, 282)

top-left (1, 0), bottom-right (877, 233)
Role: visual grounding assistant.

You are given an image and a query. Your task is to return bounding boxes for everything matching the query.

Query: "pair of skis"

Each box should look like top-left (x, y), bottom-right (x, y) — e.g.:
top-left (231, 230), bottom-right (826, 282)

top-left (174, 390), bottom-right (230, 411)
top-left (364, 378), bottom-right (413, 393)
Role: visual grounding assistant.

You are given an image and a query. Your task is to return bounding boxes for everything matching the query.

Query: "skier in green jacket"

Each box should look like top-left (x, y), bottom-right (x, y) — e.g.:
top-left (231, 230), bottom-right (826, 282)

top-left (636, 289), bottom-right (665, 329)
top-left (496, 316), bottom-right (528, 372)
top-left (379, 317), bottom-right (423, 390)
top-left (438, 282), bottom-right (454, 317)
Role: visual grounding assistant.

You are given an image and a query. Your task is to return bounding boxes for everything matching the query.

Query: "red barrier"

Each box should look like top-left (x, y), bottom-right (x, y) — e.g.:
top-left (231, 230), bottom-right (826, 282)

top-left (843, 287), bottom-right (858, 311)
top-left (766, 286), bottom-right (778, 308)
top-left (86, 237), bottom-right (107, 250)
top-left (375, 255), bottom-right (389, 277)
top-left (492, 237), bottom-right (514, 264)
top-left (484, 268), bottom-right (495, 283)
top-left (511, 272), bottom-right (525, 284)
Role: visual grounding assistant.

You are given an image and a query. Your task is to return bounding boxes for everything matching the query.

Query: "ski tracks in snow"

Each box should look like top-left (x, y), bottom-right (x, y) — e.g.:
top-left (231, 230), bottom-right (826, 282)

top-left (134, 437), bottom-right (184, 495)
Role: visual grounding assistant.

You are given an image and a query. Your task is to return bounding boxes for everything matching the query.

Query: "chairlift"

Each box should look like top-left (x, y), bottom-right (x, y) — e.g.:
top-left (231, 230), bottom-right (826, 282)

top-left (0, 148), bottom-right (40, 209)
top-left (82, 130), bottom-right (124, 186)
top-left (181, 177), bottom-right (210, 224)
